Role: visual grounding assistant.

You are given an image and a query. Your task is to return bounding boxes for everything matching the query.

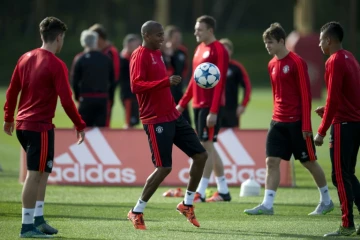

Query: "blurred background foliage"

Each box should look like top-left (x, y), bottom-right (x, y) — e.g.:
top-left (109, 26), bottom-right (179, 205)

top-left (0, 0), bottom-right (358, 87)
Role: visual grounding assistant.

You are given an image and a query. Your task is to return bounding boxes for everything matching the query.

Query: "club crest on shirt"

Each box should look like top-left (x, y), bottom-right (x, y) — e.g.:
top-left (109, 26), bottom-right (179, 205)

top-left (202, 51), bottom-right (210, 59)
top-left (283, 65), bottom-right (290, 74)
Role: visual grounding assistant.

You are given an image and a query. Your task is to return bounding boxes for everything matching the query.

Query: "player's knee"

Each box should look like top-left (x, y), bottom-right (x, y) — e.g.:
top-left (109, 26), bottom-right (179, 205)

top-left (193, 151), bottom-right (208, 163)
top-left (266, 157), bottom-right (281, 169)
top-left (157, 167), bottom-right (172, 176)
top-left (26, 170), bottom-right (43, 183)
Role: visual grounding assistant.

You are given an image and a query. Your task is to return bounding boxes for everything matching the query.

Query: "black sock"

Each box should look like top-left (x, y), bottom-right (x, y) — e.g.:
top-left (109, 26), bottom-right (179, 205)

top-left (21, 223), bottom-right (34, 233)
top-left (34, 216), bottom-right (45, 225)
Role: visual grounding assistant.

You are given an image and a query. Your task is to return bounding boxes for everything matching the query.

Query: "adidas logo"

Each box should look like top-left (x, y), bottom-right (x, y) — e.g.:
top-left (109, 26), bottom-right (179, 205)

top-left (185, 129), bottom-right (265, 184)
top-left (49, 128), bottom-right (136, 184)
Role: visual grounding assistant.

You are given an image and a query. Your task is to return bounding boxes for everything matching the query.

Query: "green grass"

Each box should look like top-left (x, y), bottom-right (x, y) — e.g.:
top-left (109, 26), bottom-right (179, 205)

top-left (0, 87), bottom-right (359, 239)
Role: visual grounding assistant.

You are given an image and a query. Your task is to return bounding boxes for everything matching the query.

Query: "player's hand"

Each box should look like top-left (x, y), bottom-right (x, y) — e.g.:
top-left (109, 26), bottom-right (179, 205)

top-left (315, 106), bottom-right (325, 118)
top-left (314, 133), bottom-right (324, 146)
top-left (176, 105), bottom-right (184, 113)
top-left (3, 122), bottom-right (14, 136)
top-left (76, 130), bottom-right (85, 145)
top-left (206, 113), bottom-right (217, 128)
top-left (236, 105), bottom-right (245, 117)
top-left (169, 75), bottom-right (182, 86)
top-left (302, 131), bottom-right (313, 140)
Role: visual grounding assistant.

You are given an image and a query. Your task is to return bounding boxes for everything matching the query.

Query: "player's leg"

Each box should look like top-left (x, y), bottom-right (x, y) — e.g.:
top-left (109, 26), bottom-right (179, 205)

top-left (33, 129), bottom-right (57, 235)
top-left (289, 121), bottom-right (333, 215)
top-left (206, 109), bottom-right (231, 202)
top-left (16, 130), bottom-right (51, 237)
top-left (324, 123), bottom-right (356, 237)
top-left (192, 108), bottom-right (213, 202)
top-left (128, 121), bottom-right (175, 230)
top-left (349, 123), bottom-right (360, 214)
top-left (130, 98), bottom-right (140, 127)
top-left (122, 98), bottom-right (132, 129)
top-left (244, 121), bottom-right (291, 215)
top-left (93, 98), bottom-right (108, 127)
top-left (78, 98), bottom-right (95, 127)
top-left (174, 115), bottom-right (207, 227)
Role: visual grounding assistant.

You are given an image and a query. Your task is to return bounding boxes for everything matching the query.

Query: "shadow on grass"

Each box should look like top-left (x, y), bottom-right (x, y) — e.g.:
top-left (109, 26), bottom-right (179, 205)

top-left (0, 212), bottom-right (160, 223)
top-left (0, 201), bottom-right (168, 209)
top-left (168, 228), bottom-right (353, 240)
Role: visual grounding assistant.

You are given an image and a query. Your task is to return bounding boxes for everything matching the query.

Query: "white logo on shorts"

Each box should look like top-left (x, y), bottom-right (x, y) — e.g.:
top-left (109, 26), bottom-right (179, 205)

top-left (47, 160), bottom-right (53, 168)
top-left (301, 152), bottom-right (308, 159)
top-left (156, 126), bottom-right (163, 134)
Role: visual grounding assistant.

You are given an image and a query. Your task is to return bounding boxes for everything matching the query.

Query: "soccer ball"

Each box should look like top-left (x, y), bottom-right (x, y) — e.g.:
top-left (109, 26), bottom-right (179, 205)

top-left (194, 62), bottom-right (221, 89)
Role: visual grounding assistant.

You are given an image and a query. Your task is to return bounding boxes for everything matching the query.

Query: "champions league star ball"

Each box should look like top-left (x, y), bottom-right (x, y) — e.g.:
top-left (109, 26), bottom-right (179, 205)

top-left (194, 62), bottom-right (220, 89)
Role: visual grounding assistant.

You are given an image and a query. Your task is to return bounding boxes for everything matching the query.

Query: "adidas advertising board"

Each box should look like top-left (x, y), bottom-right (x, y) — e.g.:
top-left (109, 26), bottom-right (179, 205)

top-left (19, 128), bottom-right (292, 186)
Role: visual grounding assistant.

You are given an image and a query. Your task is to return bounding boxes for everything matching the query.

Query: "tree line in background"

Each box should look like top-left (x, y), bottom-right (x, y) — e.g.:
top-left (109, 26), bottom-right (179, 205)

top-left (0, 0), bottom-right (358, 86)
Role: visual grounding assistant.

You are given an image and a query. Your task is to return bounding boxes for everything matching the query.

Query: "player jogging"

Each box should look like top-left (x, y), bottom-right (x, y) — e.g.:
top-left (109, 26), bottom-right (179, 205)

top-left (244, 23), bottom-right (333, 216)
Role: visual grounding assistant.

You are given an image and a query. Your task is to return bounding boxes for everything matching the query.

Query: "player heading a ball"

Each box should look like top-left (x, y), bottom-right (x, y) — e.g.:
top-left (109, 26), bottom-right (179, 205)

top-left (194, 62), bottom-right (221, 89)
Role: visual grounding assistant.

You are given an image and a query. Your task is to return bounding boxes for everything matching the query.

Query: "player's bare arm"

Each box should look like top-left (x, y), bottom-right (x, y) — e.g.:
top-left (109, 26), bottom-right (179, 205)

top-left (169, 75), bottom-right (181, 86)
top-left (3, 122), bottom-right (14, 136)
top-left (315, 106), bottom-right (325, 118)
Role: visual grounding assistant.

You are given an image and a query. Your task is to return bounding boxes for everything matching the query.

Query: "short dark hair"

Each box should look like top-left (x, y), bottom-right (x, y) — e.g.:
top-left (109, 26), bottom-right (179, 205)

top-left (320, 21), bottom-right (344, 42)
top-left (164, 25), bottom-right (180, 39)
top-left (263, 22), bottom-right (286, 42)
top-left (89, 23), bottom-right (107, 40)
top-left (123, 34), bottom-right (141, 47)
top-left (196, 15), bottom-right (216, 30)
top-left (39, 17), bottom-right (67, 43)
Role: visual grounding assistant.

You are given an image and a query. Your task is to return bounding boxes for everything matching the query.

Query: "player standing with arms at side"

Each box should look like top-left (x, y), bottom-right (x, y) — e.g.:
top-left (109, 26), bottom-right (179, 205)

top-left (314, 22), bottom-right (360, 237)
top-left (127, 21), bottom-right (207, 230)
top-left (219, 38), bottom-right (251, 128)
top-left (71, 30), bottom-right (115, 127)
top-left (177, 15), bottom-right (231, 202)
top-left (3, 17), bottom-right (86, 238)
top-left (244, 23), bottom-right (333, 215)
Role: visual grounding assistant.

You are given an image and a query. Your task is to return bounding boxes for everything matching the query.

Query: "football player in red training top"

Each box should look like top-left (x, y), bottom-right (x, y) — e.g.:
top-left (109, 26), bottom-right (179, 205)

top-left (177, 15), bottom-right (232, 203)
top-left (314, 21), bottom-right (360, 237)
top-left (3, 17), bottom-right (86, 238)
top-left (244, 23), bottom-right (334, 216)
top-left (219, 38), bottom-right (251, 128)
top-left (127, 21), bottom-right (208, 230)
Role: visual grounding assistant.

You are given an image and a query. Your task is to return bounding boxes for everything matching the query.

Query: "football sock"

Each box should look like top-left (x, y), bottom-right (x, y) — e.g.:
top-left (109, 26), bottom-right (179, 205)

top-left (319, 185), bottom-right (331, 205)
top-left (261, 189), bottom-right (276, 209)
top-left (196, 177), bottom-right (209, 198)
top-left (22, 208), bottom-right (35, 224)
top-left (34, 201), bottom-right (44, 217)
top-left (215, 176), bottom-right (229, 194)
top-left (133, 199), bottom-right (147, 213)
top-left (184, 190), bottom-right (195, 205)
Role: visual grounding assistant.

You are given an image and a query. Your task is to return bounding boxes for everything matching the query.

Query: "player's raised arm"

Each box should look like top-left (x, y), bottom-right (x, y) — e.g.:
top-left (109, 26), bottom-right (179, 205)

top-left (130, 49), bottom-right (170, 94)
